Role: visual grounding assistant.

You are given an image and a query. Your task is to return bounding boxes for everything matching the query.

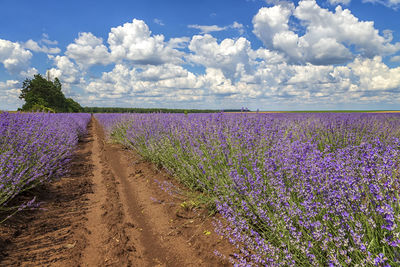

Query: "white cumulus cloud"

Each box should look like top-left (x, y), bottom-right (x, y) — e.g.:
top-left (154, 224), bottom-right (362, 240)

top-left (0, 80), bottom-right (23, 110)
top-left (200, 68), bottom-right (238, 95)
top-left (0, 39), bottom-right (32, 74)
top-left (64, 20), bottom-right (186, 68)
top-left (66, 32), bottom-right (111, 69)
top-left (138, 64), bottom-right (189, 81)
top-left (188, 34), bottom-right (253, 80)
top-left (3, 12), bottom-right (400, 110)
top-left (108, 19), bottom-right (184, 65)
top-left (168, 37), bottom-right (190, 49)
top-left (84, 63), bottom-right (204, 104)
top-left (348, 56), bottom-right (400, 91)
top-left (48, 55), bottom-right (82, 85)
top-left (253, 0), bottom-right (400, 65)
top-left (253, 5), bottom-right (294, 48)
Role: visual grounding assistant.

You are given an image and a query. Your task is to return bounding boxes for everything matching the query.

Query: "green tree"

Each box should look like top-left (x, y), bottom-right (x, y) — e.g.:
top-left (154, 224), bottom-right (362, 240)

top-left (19, 74), bottom-right (82, 112)
top-left (65, 98), bottom-right (82, 112)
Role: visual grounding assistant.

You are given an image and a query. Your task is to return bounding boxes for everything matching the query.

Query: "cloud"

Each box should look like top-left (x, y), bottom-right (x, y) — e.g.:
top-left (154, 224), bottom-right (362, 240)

top-left (64, 19), bottom-right (186, 69)
top-left (294, 0), bottom-right (400, 56)
top-left (41, 33), bottom-right (58, 45)
top-left (348, 56), bottom-right (400, 91)
top-left (0, 80), bottom-right (19, 95)
top-left (24, 39), bottom-right (61, 54)
top-left (232, 21), bottom-right (245, 34)
top-left (253, 0), bottom-right (400, 65)
top-left (189, 22), bottom-right (246, 35)
top-left (362, 0), bottom-right (400, 9)
top-left (188, 34), bottom-right (253, 80)
top-left (287, 64), bottom-right (334, 84)
top-left (23, 34), bottom-right (60, 55)
top-left (188, 24), bottom-right (227, 34)
top-left (77, 18), bottom-right (400, 107)
top-left (248, 47), bottom-right (286, 64)
top-left (253, 5), bottom-right (293, 46)
top-left (253, 56), bottom-right (400, 101)
top-left (66, 32), bottom-right (111, 69)
top-left (390, 55), bottom-right (400, 62)
top-left (84, 63), bottom-right (203, 105)
top-left (0, 39), bottom-right (32, 74)
top-left (78, 48), bottom-right (400, 107)
top-left (138, 64), bottom-right (189, 81)
top-left (20, 67), bottom-right (38, 78)
top-left (0, 80), bottom-right (23, 110)
top-left (84, 62), bottom-right (257, 104)
top-left (153, 18), bottom-right (165, 26)
top-left (201, 68), bottom-right (238, 95)
top-left (3, 13), bottom-right (400, 110)
top-left (168, 37), bottom-right (190, 49)
top-left (48, 55), bottom-right (82, 85)
top-left (329, 0), bottom-right (351, 5)
top-left (107, 19), bottom-right (184, 65)
top-left (86, 64), bottom-right (135, 95)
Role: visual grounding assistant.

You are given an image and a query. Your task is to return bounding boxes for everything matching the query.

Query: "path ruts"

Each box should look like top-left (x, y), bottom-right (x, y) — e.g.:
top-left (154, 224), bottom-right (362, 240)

top-left (0, 116), bottom-right (233, 266)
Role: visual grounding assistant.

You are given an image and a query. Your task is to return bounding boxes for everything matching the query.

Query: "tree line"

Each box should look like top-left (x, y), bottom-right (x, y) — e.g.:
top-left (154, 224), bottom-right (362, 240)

top-left (82, 107), bottom-right (243, 113)
top-left (18, 74), bottom-right (245, 114)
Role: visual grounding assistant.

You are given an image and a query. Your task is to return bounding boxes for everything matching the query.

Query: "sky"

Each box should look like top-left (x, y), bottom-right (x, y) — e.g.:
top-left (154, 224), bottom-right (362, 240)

top-left (1, 0), bottom-right (400, 111)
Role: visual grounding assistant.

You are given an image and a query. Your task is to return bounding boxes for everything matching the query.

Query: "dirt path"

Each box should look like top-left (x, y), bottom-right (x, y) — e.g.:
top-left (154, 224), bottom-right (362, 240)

top-left (0, 121), bottom-right (95, 266)
top-left (0, 117), bottom-right (233, 266)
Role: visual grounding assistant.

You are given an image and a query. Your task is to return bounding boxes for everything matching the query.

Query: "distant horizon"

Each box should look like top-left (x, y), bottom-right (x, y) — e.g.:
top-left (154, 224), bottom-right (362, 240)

top-left (1, 0), bottom-right (400, 110)
top-left (2, 107), bottom-right (400, 113)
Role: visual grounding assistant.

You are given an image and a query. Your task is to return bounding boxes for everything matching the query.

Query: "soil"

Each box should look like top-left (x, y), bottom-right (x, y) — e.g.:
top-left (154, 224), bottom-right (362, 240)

top-left (0, 117), bottom-right (234, 266)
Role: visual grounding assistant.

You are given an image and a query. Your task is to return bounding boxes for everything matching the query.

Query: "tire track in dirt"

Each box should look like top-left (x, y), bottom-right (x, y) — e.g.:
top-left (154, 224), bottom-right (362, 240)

top-left (95, 117), bottom-right (233, 267)
top-left (0, 117), bottom-right (234, 266)
top-left (80, 117), bottom-right (137, 266)
top-left (80, 123), bottom-right (108, 265)
top-left (105, 141), bottom-right (190, 266)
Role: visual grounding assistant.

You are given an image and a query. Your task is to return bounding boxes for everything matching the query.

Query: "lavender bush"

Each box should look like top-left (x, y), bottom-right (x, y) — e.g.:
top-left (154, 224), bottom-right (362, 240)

top-left (0, 112), bottom-right (90, 221)
top-left (96, 112), bottom-right (400, 266)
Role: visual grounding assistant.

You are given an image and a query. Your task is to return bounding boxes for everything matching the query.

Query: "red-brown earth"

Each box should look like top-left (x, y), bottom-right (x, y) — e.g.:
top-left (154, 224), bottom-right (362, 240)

top-left (0, 117), bottom-right (235, 266)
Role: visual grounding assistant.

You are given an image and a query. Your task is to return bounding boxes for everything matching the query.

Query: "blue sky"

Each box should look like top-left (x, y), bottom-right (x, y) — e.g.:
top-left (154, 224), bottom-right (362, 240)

top-left (1, 0), bottom-right (400, 111)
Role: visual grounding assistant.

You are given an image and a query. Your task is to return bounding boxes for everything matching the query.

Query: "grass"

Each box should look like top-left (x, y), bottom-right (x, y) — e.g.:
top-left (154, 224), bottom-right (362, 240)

top-left (97, 112), bottom-right (400, 266)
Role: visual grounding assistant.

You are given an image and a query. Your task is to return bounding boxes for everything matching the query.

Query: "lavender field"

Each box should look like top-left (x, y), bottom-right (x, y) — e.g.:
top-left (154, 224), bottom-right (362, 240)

top-left (97, 112), bottom-right (400, 266)
top-left (0, 112), bottom-right (91, 221)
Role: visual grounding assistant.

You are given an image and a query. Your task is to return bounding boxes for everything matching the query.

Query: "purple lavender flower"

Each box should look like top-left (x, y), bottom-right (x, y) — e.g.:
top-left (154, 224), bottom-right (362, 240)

top-left (1, 112), bottom-right (90, 221)
top-left (96, 112), bottom-right (400, 266)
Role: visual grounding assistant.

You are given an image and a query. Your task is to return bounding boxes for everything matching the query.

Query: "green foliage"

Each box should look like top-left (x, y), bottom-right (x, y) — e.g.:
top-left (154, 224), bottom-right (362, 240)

top-left (19, 74), bottom-right (82, 113)
top-left (105, 114), bottom-right (400, 266)
top-left (83, 106), bottom-right (242, 113)
top-left (65, 98), bottom-right (82, 113)
top-left (29, 104), bottom-right (56, 113)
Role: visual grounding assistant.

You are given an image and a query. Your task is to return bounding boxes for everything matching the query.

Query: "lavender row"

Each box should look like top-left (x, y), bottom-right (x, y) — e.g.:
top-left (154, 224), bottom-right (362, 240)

top-left (96, 112), bottom-right (400, 266)
top-left (0, 112), bottom-right (91, 221)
